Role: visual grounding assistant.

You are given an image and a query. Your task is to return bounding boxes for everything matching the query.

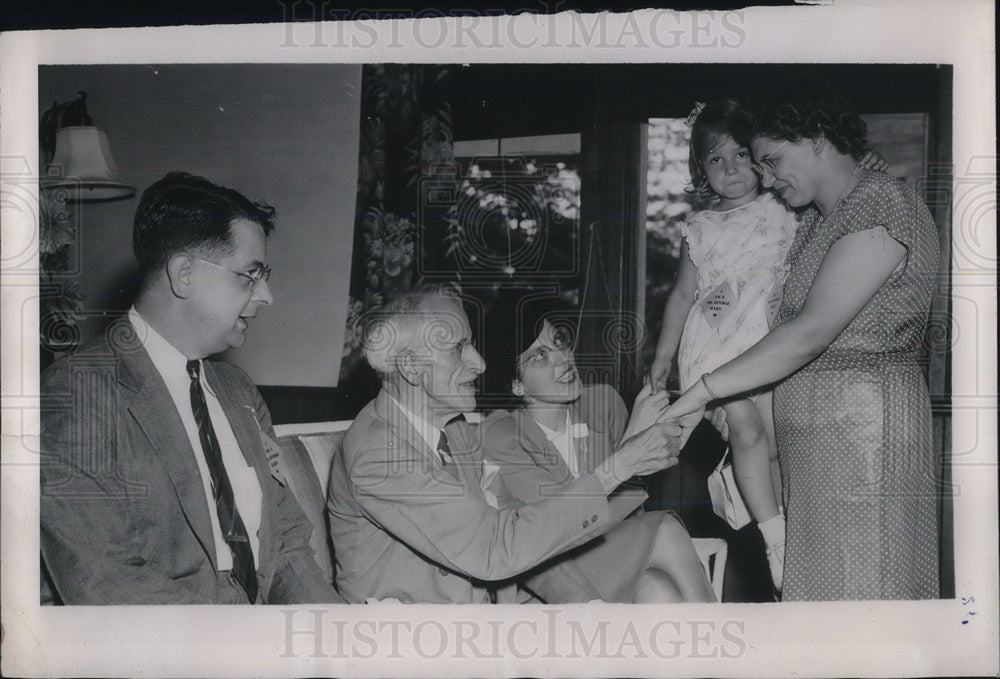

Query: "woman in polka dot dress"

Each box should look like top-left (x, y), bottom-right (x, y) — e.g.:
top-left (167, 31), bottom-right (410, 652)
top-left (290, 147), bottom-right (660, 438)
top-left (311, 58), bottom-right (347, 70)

top-left (664, 95), bottom-right (941, 601)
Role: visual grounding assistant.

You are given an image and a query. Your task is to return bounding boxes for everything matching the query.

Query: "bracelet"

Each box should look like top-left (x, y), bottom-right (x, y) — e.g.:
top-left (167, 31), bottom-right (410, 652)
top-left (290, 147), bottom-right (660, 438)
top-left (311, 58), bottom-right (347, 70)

top-left (700, 372), bottom-right (720, 401)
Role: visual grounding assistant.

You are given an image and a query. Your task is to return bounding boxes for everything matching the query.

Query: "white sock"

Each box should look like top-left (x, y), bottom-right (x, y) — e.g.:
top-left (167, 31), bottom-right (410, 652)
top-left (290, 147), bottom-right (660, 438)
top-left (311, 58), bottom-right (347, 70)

top-left (758, 513), bottom-right (786, 547)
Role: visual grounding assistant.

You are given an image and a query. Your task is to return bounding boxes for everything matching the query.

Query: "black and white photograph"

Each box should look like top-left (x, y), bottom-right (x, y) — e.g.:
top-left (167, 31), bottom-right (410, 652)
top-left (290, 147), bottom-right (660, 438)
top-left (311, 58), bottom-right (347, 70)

top-left (1, 2), bottom-right (996, 677)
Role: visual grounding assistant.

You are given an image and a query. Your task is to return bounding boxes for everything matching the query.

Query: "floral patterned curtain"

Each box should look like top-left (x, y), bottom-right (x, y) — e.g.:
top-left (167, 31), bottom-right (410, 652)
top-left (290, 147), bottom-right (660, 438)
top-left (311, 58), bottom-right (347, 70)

top-left (339, 64), bottom-right (454, 387)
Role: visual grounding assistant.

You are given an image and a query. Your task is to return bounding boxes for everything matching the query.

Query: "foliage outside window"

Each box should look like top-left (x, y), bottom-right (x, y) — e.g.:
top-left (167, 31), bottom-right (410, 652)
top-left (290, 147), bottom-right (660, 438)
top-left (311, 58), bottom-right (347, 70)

top-left (643, 118), bottom-right (711, 376)
top-left (445, 152), bottom-right (581, 300)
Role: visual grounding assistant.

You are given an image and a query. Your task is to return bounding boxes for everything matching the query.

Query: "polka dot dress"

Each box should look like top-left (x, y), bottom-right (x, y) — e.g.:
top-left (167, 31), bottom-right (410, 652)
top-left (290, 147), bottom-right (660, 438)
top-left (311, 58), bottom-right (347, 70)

top-left (773, 171), bottom-right (941, 601)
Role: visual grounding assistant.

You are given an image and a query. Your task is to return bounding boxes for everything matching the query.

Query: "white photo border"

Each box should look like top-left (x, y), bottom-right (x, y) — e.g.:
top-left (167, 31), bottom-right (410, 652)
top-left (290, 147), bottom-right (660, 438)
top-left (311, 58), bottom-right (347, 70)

top-left (2, 1), bottom-right (996, 676)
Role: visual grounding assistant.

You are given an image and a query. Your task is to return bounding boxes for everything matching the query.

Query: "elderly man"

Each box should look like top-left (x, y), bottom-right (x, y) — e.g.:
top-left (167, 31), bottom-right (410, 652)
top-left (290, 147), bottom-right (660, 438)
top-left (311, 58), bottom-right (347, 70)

top-left (40, 171), bottom-right (344, 605)
top-left (327, 285), bottom-right (686, 603)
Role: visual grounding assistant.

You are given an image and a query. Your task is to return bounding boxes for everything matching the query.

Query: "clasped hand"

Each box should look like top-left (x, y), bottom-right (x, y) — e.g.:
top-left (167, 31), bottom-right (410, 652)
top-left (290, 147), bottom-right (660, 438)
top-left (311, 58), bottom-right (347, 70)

top-left (610, 381), bottom-right (703, 481)
top-left (627, 379), bottom-right (703, 449)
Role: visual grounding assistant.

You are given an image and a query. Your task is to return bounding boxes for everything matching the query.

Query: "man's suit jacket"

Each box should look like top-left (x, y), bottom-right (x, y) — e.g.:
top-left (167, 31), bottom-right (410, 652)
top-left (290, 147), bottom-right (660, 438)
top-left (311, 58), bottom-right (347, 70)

top-left (327, 389), bottom-right (636, 604)
top-left (40, 317), bottom-right (344, 605)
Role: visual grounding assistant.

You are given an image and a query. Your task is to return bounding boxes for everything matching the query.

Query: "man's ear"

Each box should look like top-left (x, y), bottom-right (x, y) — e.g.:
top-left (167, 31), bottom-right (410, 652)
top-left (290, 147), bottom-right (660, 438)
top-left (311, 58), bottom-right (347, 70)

top-left (511, 379), bottom-right (525, 397)
top-left (166, 253), bottom-right (195, 299)
top-left (811, 135), bottom-right (826, 155)
top-left (394, 349), bottom-right (422, 387)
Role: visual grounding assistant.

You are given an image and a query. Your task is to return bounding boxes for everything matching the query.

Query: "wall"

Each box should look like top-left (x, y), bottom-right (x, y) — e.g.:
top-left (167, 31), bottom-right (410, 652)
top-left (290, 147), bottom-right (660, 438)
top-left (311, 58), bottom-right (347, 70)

top-left (39, 63), bottom-right (361, 386)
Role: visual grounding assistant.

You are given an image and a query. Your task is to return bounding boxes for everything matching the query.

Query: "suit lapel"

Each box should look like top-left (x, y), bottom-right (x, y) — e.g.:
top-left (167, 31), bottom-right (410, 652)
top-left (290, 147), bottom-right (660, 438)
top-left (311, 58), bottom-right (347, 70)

top-left (206, 363), bottom-right (264, 476)
top-left (113, 323), bottom-right (219, 569)
top-left (442, 418), bottom-right (478, 486)
top-left (515, 409), bottom-right (573, 480)
top-left (375, 391), bottom-right (462, 483)
top-left (206, 362), bottom-right (275, 579)
top-left (518, 399), bottom-right (599, 477)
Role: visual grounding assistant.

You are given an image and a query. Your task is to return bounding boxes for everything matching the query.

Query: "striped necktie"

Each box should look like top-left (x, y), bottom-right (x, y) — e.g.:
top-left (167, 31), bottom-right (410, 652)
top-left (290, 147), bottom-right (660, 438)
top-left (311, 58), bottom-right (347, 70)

top-left (186, 360), bottom-right (257, 603)
top-left (436, 429), bottom-right (453, 466)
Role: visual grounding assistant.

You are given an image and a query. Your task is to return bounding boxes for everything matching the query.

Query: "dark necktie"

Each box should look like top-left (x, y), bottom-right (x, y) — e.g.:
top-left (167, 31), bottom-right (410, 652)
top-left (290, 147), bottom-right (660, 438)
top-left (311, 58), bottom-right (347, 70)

top-left (436, 429), bottom-right (453, 466)
top-left (186, 360), bottom-right (258, 603)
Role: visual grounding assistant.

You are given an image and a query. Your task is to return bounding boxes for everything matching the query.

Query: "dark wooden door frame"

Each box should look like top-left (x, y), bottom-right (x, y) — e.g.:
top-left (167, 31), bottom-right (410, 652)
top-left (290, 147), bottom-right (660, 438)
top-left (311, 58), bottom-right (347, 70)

top-left (577, 118), bottom-right (649, 401)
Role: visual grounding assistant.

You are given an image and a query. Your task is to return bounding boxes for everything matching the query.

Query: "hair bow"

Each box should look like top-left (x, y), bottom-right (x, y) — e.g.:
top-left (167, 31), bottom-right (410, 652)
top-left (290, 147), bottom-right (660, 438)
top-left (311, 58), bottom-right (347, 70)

top-left (685, 101), bottom-right (706, 128)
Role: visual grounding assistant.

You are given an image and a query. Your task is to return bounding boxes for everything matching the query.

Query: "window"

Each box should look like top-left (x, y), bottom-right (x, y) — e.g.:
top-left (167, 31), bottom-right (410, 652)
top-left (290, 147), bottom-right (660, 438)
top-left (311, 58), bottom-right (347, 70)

top-left (643, 118), bottom-right (707, 383)
top-left (449, 134), bottom-right (582, 300)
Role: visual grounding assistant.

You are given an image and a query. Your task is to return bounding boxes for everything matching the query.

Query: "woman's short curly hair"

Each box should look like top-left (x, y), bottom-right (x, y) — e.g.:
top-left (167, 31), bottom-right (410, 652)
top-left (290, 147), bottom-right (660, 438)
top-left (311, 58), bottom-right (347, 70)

top-left (752, 94), bottom-right (869, 160)
top-left (686, 98), bottom-right (756, 200)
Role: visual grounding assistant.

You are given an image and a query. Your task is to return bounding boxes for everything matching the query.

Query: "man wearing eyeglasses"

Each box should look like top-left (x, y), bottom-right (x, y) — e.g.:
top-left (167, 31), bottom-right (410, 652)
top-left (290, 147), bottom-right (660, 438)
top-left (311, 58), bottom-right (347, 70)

top-left (40, 171), bottom-right (345, 605)
top-left (327, 285), bottom-right (689, 603)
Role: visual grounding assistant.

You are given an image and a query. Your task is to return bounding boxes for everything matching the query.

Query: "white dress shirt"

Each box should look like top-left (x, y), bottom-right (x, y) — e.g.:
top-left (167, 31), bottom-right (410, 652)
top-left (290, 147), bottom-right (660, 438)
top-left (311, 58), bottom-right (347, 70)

top-left (390, 395), bottom-right (450, 463)
top-left (128, 308), bottom-right (262, 569)
top-left (389, 396), bottom-right (499, 509)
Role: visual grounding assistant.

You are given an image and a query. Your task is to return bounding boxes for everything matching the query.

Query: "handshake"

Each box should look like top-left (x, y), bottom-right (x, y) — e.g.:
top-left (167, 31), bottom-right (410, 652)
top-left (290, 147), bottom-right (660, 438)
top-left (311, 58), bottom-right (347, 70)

top-left (593, 381), bottom-right (703, 494)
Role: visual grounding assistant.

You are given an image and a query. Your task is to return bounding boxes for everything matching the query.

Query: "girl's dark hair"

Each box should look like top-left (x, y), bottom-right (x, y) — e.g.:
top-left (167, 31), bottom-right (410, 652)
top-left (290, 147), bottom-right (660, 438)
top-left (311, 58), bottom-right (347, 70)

top-left (752, 94), bottom-right (869, 160)
top-left (480, 288), bottom-right (577, 411)
top-left (686, 99), bottom-right (756, 199)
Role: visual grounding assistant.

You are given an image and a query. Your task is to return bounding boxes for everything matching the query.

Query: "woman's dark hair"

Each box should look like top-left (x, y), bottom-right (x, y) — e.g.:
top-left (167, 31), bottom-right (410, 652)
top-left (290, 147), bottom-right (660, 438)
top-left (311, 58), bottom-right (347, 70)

top-left (752, 94), bottom-right (869, 160)
top-left (133, 171), bottom-right (276, 281)
top-left (480, 288), bottom-right (577, 411)
top-left (686, 98), bottom-right (756, 199)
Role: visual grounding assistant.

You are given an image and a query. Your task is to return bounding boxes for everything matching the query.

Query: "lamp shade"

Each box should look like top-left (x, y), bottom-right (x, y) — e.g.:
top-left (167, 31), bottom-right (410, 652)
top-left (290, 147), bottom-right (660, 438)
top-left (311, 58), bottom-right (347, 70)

top-left (41, 126), bottom-right (136, 201)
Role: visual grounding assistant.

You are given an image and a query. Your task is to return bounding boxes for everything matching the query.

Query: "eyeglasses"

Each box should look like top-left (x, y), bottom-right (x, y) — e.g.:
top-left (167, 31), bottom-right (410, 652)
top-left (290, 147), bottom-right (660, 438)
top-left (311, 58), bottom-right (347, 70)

top-left (751, 139), bottom-right (790, 176)
top-left (193, 256), bottom-right (271, 289)
top-left (518, 327), bottom-right (573, 367)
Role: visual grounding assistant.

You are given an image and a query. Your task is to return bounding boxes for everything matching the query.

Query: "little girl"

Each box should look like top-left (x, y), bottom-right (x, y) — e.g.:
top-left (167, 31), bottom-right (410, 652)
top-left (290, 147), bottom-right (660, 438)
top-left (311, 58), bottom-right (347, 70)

top-left (649, 99), bottom-right (794, 593)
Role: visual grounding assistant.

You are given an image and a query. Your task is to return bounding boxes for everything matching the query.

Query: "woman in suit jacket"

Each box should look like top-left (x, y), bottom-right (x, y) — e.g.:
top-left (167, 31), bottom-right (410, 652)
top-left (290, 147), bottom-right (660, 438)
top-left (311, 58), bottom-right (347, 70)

top-left (481, 292), bottom-right (715, 603)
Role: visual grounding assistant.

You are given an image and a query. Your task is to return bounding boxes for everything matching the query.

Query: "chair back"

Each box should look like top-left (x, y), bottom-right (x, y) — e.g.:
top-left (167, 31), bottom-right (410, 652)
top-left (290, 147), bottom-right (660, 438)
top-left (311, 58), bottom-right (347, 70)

top-left (273, 420), bottom-right (353, 584)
